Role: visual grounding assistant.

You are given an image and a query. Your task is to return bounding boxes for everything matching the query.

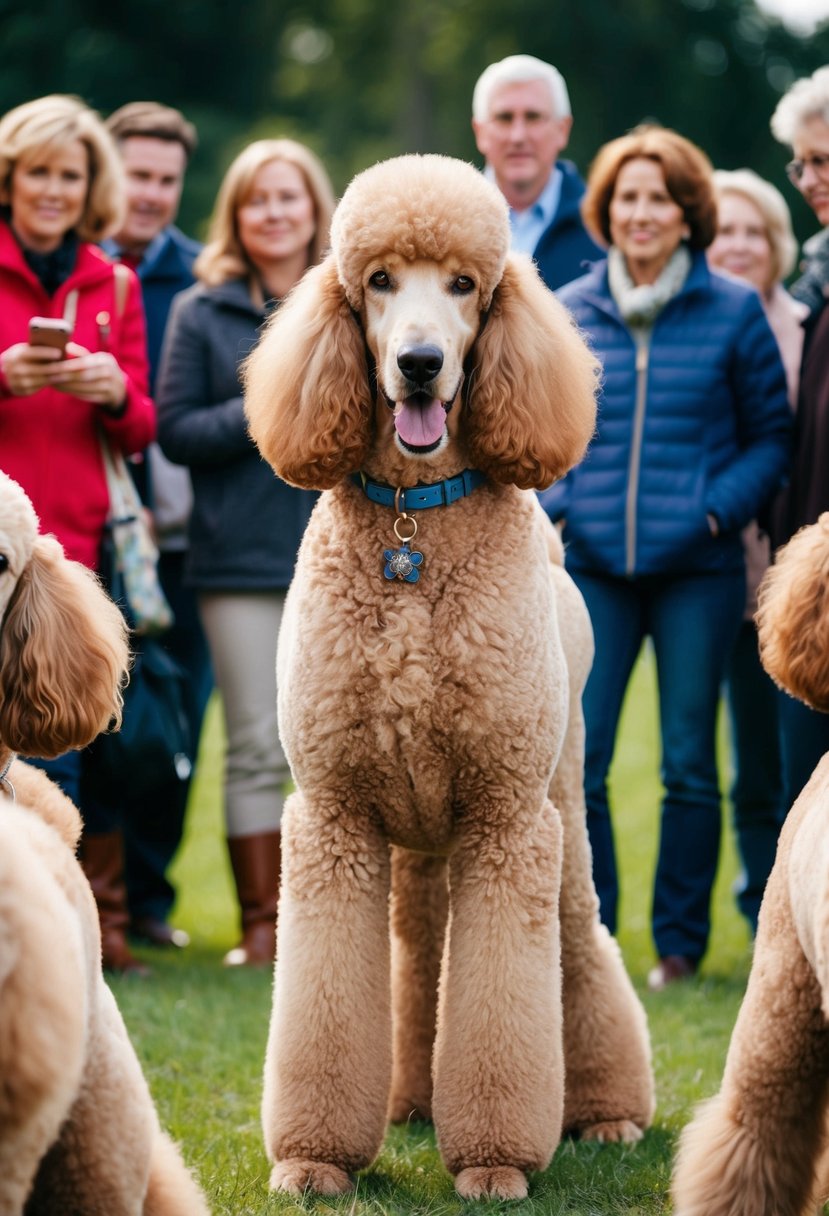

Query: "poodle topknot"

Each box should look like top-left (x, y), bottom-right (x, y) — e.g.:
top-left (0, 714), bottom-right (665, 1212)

top-left (331, 154), bottom-right (511, 311)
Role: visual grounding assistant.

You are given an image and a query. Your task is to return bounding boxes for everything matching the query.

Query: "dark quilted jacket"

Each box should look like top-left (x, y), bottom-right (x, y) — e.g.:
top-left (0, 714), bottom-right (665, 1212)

top-left (156, 278), bottom-right (317, 590)
top-left (531, 160), bottom-right (605, 291)
top-left (540, 251), bottom-right (792, 577)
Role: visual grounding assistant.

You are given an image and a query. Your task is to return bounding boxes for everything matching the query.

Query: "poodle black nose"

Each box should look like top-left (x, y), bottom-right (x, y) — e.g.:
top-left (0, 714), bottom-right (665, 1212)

top-left (397, 344), bottom-right (444, 386)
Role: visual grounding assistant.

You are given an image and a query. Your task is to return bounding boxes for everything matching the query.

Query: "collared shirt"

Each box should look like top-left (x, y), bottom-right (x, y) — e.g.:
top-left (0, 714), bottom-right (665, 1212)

top-left (494, 166), bottom-right (563, 256)
top-left (101, 229), bottom-right (167, 279)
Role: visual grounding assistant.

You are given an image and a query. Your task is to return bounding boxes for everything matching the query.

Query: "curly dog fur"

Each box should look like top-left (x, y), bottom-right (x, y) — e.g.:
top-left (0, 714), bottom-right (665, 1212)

top-left (673, 512), bottom-right (829, 1216)
top-left (0, 472), bottom-right (209, 1215)
top-left (245, 154), bottom-right (654, 1201)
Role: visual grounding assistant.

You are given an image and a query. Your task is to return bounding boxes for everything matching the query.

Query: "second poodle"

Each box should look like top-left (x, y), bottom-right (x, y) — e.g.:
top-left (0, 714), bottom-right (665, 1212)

top-left (0, 471), bottom-right (209, 1215)
top-left (673, 512), bottom-right (829, 1216)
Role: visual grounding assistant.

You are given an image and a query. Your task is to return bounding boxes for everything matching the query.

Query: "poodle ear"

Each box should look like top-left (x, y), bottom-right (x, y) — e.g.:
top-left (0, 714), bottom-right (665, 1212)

top-left (757, 514), bottom-right (829, 712)
top-left (0, 536), bottom-right (129, 757)
top-left (465, 254), bottom-right (599, 489)
top-left (244, 255), bottom-right (373, 489)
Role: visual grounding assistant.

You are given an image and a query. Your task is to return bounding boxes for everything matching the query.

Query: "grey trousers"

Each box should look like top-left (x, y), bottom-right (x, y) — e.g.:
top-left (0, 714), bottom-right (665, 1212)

top-left (198, 591), bottom-right (289, 839)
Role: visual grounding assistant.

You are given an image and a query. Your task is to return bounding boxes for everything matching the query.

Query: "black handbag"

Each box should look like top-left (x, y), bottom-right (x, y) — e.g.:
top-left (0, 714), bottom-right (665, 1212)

top-left (85, 637), bottom-right (192, 798)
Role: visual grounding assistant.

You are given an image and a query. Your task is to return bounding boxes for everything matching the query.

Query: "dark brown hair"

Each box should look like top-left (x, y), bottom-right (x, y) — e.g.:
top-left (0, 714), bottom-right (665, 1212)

top-left (105, 101), bottom-right (197, 162)
top-left (582, 125), bottom-right (717, 250)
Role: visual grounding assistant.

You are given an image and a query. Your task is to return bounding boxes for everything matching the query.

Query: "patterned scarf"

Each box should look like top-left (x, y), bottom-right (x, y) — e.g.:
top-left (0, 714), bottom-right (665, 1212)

top-left (607, 243), bottom-right (691, 329)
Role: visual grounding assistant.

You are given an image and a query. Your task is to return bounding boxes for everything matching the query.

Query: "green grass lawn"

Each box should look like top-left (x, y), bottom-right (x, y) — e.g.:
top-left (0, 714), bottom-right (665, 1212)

top-left (112, 648), bottom-right (758, 1215)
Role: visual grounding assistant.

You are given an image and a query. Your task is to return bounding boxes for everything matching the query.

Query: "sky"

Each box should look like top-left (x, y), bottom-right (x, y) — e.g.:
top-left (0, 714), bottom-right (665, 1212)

top-left (756, 0), bottom-right (829, 33)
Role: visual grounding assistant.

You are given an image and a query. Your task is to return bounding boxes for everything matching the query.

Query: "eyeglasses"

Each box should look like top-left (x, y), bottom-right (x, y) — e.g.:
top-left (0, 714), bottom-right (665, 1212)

top-left (786, 152), bottom-right (829, 185)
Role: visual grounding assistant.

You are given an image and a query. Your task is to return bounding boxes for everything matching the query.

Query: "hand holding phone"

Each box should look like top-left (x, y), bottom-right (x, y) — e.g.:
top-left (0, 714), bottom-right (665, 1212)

top-left (28, 317), bottom-right (72, 355)
top-left (0, 318), bottom-right (73, 396)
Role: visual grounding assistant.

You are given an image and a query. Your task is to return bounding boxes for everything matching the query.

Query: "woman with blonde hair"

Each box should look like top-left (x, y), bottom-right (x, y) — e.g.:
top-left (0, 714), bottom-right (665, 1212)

top-left (157, 138), bottom-right (335, 966)
top-left (707, 167), bottom-right (807, 933)
top-left (0, 93), bottom-right (155, 974)
top-left (709, 168), bottom-right (805, 403)
top-left (541, 126), bottom-right (791, 988)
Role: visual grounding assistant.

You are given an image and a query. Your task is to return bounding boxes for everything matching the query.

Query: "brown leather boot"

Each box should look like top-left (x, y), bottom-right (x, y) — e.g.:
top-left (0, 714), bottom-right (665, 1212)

top-left (223, 830), bottom-right (281, 967)
top-left (80, 831), bottom-right (150, 977)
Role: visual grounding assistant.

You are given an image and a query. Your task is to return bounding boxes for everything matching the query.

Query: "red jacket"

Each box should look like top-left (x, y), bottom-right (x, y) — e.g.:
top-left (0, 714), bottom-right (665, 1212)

top-left (0, 221), bottom-right (155, 569)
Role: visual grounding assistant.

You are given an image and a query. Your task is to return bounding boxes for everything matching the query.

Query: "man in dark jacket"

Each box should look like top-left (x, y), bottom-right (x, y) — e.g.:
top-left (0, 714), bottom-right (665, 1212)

top-left (103, 102), bottom-right (212, 951)
top-left (471, 54), bottom-right (604, 290)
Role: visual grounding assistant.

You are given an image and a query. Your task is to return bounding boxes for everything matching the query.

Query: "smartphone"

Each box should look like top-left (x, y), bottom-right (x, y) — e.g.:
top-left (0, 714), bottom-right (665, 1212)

top-left (28, 317), bottom-right (71, 354)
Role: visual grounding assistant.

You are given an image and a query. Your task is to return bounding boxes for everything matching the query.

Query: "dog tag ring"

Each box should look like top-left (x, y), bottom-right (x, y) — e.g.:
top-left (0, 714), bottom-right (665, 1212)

top-left (384, 498), bottom-right (423, 581)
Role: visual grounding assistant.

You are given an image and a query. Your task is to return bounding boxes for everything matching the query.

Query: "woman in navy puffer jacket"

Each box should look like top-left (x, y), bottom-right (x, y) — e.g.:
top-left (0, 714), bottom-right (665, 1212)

top-left (541, 127), bottom-right (791, 990)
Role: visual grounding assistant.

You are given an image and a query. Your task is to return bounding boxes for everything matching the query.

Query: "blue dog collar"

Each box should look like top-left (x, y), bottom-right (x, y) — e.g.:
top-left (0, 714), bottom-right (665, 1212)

top-left (352, 469), bottom-right (487, 511)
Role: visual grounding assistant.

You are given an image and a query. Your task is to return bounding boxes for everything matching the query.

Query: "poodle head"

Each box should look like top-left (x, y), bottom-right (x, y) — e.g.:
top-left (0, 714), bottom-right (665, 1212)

top-left (0, 473), bottom-right (129, 758)
top-left (757, 513), bottom-right (829, 712)
top-left (245, 154), bottom-right (598, 491)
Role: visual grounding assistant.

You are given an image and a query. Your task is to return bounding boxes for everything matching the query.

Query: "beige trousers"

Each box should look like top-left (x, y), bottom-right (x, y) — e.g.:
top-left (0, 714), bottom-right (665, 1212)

top-left (198, 591), bottom-right (288, 838)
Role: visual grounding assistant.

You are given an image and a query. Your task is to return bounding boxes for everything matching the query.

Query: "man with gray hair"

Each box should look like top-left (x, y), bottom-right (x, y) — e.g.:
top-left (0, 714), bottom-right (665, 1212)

top-left (472, 54), bottom-right (603, 289)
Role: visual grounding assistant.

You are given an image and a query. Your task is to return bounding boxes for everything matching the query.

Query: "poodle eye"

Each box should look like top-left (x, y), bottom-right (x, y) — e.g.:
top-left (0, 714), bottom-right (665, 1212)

top-left (369, 270), bottom-right (391, 290)
top-left (451, 275), bottom-right (475, 294)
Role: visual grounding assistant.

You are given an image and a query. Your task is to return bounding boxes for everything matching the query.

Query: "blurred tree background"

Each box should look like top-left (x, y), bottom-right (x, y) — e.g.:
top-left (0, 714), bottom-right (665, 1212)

top-left (0, 0), bottom-right (826, 248)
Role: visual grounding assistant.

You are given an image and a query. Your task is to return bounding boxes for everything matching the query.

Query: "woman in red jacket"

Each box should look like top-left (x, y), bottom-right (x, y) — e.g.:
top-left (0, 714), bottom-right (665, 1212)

top-left (0, 94), bottom-right (155, 973)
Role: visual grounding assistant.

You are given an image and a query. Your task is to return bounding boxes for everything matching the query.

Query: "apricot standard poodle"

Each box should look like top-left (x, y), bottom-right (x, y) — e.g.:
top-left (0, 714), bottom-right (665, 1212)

top-left (673, 512), bottom-right (829, 1216)
top-left (0, 471), bottom-right (209, 1215)
top-left (244, 154), bottom-right (654, 1201)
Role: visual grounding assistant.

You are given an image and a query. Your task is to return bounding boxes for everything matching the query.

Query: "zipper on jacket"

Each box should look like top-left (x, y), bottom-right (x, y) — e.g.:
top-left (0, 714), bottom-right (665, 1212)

top-left (625, 335), bottom-right (650, 576)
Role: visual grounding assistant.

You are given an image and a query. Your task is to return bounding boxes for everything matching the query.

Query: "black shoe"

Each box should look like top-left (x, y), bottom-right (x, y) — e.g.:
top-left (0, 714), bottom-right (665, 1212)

top-left (130, 916), bottom-right (190, 949)
top-left (647, 955), bottom-right (697, 992)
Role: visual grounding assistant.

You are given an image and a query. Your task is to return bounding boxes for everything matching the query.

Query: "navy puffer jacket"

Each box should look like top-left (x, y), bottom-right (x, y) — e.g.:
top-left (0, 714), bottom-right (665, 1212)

top-left (541, 251), bottom-right (792, 577)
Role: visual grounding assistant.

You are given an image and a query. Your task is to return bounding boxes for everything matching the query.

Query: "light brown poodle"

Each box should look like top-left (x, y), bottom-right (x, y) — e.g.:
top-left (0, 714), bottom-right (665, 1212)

top-left (244, 153), bottom-right (654, 1202)
top-left (0, 471), bottom-right (209, 1215)
top-left (673, 511), bottom-right (829, 1216)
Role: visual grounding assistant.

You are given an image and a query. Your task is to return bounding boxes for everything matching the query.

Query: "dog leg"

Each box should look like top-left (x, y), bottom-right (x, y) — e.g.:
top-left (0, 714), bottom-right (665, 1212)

top-left (554, 703), bottom-right (654, 1141)
top-left (388, 848), bottom-right (448, 1123)
top-left (0, 829), bottom-right (87, 1216)
top-left (549, 565), bottom-right (655, 1141)
top-left (673, 867), bottom-right (829, 1216)
top-left (432, 803), bottom-right (563, 1200)
top-left (263, 792), bottom-right (392, 1196)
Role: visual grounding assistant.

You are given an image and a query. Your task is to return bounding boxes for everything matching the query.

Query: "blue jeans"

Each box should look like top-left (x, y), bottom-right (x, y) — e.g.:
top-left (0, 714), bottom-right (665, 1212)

top-left (573, 567), bottom-right (745, 963)
top-left (725, 621), bottom-right (785, 932)
top-left (26, 750), bottom-right (122, 835)
top-left (123, 550), bottom-right (213, 922)
top-left (28, 750), bottom-right (82, 809)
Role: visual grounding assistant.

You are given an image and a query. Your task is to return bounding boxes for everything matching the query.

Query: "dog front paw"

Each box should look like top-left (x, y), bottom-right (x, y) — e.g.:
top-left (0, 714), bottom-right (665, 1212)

top-left (455, 1166), bottom-right (528, 1200)
top-left (579, 1119), bottom-right (645, 1144)
top-left (270, 1157), bottom-right (353, 1196)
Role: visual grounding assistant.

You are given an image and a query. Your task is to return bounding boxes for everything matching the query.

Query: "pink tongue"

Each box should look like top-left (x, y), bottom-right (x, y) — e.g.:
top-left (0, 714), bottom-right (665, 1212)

top-left (394, 398), bottom-right (446, 446)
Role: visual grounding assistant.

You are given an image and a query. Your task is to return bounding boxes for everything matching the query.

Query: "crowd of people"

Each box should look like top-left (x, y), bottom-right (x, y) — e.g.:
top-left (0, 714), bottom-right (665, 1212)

top-left (1, 56), bottom-right (827, 988)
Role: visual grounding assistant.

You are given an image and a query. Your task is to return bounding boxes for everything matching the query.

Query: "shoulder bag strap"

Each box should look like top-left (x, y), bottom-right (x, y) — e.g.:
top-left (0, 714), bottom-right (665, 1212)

top-left (98, 425), bottom-right (140, 525)
top-left (63, 289), bottom-right (79, 329)
top-left (113, 261), bottom-right (131, 319)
